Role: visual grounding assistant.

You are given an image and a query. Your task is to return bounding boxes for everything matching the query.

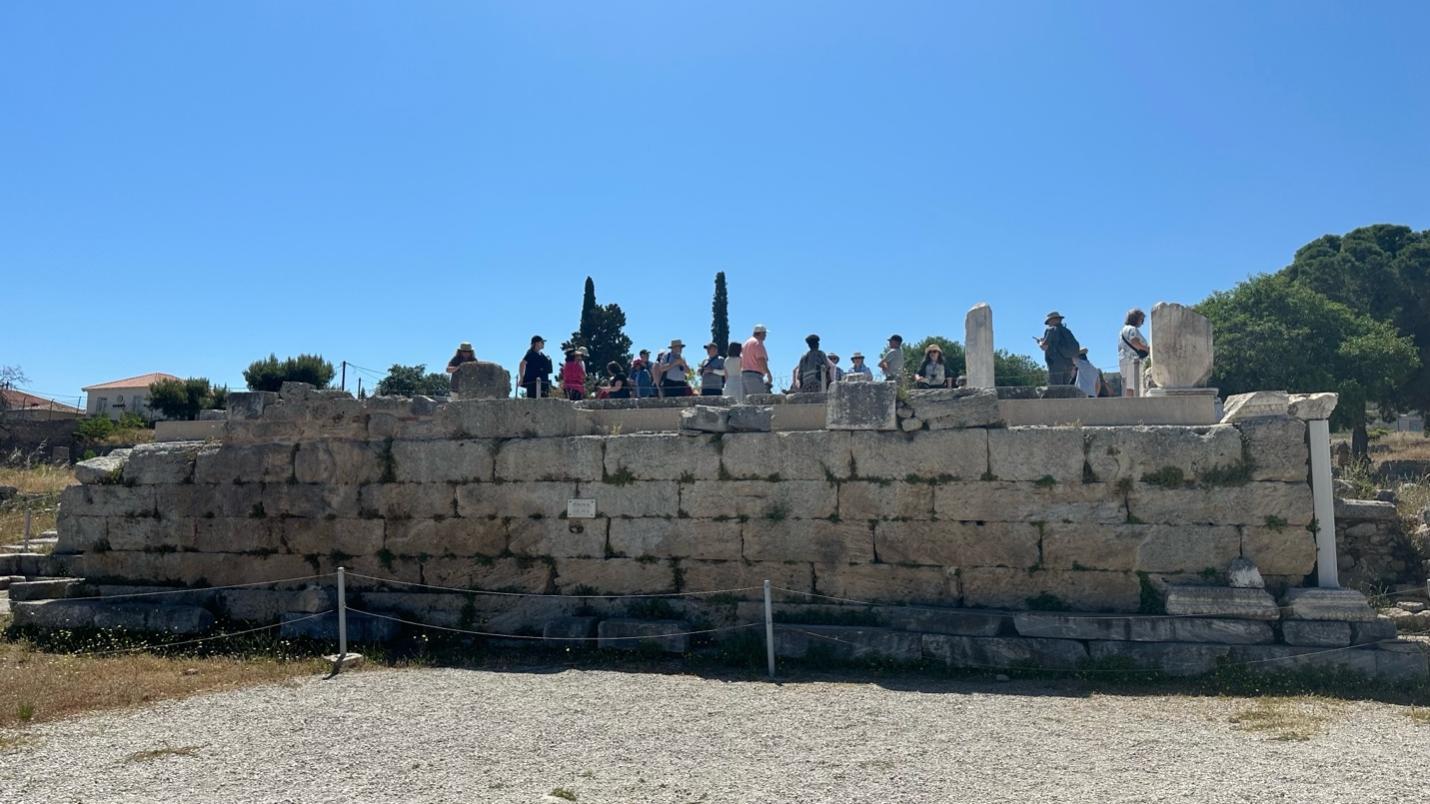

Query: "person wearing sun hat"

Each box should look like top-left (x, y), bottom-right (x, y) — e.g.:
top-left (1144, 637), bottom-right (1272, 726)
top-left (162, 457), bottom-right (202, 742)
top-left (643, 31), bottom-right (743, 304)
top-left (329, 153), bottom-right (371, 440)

top-left (847, 351), bottom-right (874, 379)
top-left (657, 339), bottom-right (693, 397)
top-left (914, 343), bottom-right (947, 388)
top-left (445, 341), bottom-right (477, 374)
top-left (699, 341), bottom-right (726, 396)
top-left (1037, 311), bottom-right (1081, 385)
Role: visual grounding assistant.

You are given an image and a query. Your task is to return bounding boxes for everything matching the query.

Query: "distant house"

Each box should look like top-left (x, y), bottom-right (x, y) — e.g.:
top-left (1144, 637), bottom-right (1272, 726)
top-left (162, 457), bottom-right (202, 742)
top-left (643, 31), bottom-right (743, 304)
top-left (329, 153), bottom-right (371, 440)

top-left (0, 388), bottom-right (85, 420)
top-left (82, 373), bottom-right (180, 421)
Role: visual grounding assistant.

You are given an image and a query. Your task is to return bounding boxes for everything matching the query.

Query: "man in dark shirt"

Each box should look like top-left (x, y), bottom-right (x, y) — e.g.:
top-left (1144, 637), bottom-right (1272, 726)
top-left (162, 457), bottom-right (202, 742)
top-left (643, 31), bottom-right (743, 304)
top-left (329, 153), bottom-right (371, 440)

top-left (1038, 311), bottom-right (1081, 385)
top-left (518, 335), bottom-right (553, 398)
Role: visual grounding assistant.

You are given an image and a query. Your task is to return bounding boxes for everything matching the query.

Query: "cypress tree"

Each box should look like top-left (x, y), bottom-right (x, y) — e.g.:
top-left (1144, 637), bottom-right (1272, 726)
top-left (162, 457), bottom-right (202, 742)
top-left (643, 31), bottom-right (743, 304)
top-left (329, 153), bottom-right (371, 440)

top-left (711, 272), bottom-right (729, 355)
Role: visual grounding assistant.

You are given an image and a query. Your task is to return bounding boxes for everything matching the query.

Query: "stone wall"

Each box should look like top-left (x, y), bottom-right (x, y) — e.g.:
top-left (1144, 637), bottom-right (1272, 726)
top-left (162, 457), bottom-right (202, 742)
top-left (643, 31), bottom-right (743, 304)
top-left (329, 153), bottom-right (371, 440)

top-left (50, 388), bottom-right (1320, 618)
top-left (1334, 498), bottom-right (1418, 590)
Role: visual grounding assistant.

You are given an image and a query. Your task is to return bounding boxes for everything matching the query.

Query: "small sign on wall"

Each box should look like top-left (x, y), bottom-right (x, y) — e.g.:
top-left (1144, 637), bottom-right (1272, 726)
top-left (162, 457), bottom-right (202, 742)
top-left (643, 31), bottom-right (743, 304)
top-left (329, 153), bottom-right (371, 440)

top-left (567, 498), bottom-right (597, 519)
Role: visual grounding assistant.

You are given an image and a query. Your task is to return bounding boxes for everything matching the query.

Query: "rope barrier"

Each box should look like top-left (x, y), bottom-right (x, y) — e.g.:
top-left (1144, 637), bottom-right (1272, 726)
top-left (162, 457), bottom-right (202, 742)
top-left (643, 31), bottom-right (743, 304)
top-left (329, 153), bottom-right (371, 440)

top-left (54, 573), bottom-right (334, 603)
top-left (345, 572), bottom-right (761, 600)
top-left (345, 606), bottom-right (762, 642)
top-left (72, 610), bottom-right (335, 657)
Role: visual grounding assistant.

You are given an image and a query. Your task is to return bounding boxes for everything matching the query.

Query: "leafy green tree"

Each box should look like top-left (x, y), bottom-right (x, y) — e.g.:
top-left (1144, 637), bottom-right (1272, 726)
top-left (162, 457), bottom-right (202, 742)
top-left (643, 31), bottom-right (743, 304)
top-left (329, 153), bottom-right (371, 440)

top-left (376, 364), bottom-right (451, 397)
top-left (148, 377), bottom-right (225, 420)
top-left (899, 336), bottom-right (1046, 387)
top-left (243, 353), bottom-right (336, 391)
top-left (1198, 273), bottom-right (1418, 456)
top-left (711, 272), bottom-right (729, 354)
top-left (563, 279), bottom-right (633, 382)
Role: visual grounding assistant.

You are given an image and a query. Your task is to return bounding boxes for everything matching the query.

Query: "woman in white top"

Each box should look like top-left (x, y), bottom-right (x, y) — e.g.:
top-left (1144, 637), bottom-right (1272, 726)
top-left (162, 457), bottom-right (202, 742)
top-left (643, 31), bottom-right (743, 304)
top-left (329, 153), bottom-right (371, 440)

top-left (723, 341), bottom-right (746, 402)
top-left (1118, 308), bottom-right (1150, 397)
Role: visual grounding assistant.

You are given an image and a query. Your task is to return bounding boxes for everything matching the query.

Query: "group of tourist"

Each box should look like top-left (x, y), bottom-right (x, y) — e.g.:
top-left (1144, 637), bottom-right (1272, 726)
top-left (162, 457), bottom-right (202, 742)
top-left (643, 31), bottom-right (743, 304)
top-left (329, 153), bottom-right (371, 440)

top-left (442, 308), bottom-right (1153, 400)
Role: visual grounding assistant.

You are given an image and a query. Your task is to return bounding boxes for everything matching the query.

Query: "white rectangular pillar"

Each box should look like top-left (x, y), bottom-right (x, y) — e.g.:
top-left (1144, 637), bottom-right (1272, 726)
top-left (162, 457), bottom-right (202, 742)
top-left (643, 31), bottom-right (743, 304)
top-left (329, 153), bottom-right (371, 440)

top-left (1308, 418), bottom-right (1339, 588)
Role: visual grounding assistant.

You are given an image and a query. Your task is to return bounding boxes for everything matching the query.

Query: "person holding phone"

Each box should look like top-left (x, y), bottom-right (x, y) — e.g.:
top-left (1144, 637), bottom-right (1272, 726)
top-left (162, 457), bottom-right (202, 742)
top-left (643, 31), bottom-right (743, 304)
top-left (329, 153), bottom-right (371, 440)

top-left (1037, 312), bottom-right (1081, 385)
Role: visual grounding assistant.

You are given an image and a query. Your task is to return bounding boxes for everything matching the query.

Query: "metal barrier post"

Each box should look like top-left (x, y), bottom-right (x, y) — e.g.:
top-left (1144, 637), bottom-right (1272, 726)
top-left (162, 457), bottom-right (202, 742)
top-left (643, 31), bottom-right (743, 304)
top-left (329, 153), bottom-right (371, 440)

top-left (763, 579), bottom-right (775, 679)
top-left (22, 505), bottom-right (32, 553)
top-left (337, 566), bottom-right (348, 664)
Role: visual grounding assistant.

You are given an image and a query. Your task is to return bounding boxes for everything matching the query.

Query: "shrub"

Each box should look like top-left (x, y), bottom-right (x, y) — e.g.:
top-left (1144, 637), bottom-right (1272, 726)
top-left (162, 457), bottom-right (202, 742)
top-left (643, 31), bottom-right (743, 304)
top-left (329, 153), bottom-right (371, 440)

top-left (148, 377), bottom-right (226, 421)
top-left (243, 353), bottom-right (335, 392)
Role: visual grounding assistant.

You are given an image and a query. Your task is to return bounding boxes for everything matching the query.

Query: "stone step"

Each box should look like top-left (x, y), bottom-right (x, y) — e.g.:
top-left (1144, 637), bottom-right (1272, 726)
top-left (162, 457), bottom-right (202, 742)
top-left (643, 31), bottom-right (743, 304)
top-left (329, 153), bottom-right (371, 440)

top-left (279, 610), bottom-right (395, 642)
top-left (11, 599), bottom-right (214, 635)
top-left (596, 619), bottom-right (690, 653)
top-left (1281, 588), bottom-right (1377, 622)
top-left (1014, 612), bottom-right (1274, 644)
top-left (774, 624), bottom-right (922, 663)
top-left (7, 577), bottom-right (85, 602)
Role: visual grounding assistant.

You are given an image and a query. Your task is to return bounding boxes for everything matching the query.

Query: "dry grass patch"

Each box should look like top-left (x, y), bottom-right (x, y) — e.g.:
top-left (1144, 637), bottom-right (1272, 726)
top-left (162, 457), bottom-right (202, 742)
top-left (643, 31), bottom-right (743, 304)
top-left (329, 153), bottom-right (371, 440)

top-left (1229, 696), bottom-right (1344, 741)
top-left (1409, 707), bottom-right (1430, 726)
top-left (126, 745), bottom-right (202, 763)
top-left (0, 637), bottom-right (326, 730)
top-left (0, 464), bottom-right (77, 497)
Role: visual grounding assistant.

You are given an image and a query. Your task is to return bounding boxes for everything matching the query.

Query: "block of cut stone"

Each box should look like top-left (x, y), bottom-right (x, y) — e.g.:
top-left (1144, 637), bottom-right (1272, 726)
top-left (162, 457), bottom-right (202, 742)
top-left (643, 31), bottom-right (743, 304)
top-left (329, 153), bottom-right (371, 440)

top-left (1281, 620), bottom-right (1352, 647)
top-left (827, 380), bottom-right (897, 431)
top-left (1088, 641), bottom-right (1232, 677)
top-left (906, 388), bottom-right (1001, 429)
top-left (1229, 644), bottom-right (1378, 676)
top-left (1037, 385), bottom-right (1086, 399)
top-left (1149, 302), bottom-right (1214, 389)
top-left (1226, 558), bottom-right (1265, 589)
top-left (226, 391), bottom-right (280, 420)
top-left (280, 610), bottom-right (397, 642)
top-left (881, 606), bottom-right (1007, 637)
top-left (7, 578), bottom-right (83, 602)
top-left (1351, 617), bottom-right (1398, 645)
top-left (543, 616), bottom-right (598, 643)
top-left (775, 625), bottom-right (922, 663)
top-left (727, 405), bottom-right (773, 432)
top-left (1127, 617), bottom-right (1275, 645)
top-left (964, 303), bottom-right (995, 389)
top-left (1281, 588), bottom-right (1377, 622)
top-left (1334, 498), bottom-right (1398, 521)
top-left (1288, 392), bottom-right (1338, 421)
top-left (1164, 587), bottom-right (1279, 620)
top-left (1013, 612), bottom-right (1130, 641)
top-left (1375, 644), bottom-right (1429, 681)
top-left (450, 360), bottom-right (511, 399)
top-left (921, 634), bottom-right (1088, 670)
top-left (13, 600), bottom-right (214, 635)
top-left (679, 406), bottom-right (729, 434)
top-left (74, 451), bottom-right (130, 485)
top-left (597, 618), bottom-right (690, 653)
top-left (1219, 391), bottom-right (1288, 423)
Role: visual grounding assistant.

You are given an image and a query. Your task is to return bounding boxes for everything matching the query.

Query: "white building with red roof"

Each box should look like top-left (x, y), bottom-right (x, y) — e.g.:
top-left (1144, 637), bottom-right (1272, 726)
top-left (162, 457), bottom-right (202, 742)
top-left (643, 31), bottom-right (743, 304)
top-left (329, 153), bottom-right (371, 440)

top-left (81, 373), bottom-right (181, 421)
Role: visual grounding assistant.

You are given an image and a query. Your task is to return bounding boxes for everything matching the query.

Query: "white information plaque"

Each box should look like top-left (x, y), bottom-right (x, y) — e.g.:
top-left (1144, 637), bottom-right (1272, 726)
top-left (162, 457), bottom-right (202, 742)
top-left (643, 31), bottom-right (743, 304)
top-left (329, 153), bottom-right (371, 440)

top-left (566, 498), bottom-right (597, 519)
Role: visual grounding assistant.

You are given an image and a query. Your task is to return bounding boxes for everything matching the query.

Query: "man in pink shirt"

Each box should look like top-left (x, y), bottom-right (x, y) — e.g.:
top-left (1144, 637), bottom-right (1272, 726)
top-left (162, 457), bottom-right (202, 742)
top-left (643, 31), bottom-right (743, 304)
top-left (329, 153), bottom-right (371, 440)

top-left (741, 324), bottom-right (772, 396)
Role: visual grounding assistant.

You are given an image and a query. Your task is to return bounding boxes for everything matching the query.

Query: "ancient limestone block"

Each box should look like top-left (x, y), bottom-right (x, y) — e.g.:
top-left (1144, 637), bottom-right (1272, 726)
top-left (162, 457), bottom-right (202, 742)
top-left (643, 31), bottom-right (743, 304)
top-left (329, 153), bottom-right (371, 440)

top-left (1226, 557), bottom-right (1266, 589)
top-left (1282, 620), bottom-right (1353, 647)
top-left (961, 568), bottom-right (1142, 612)
top-left (1288, 392), bottom-right (1338, 421)
top-left (1128, 483), bottom-right (1313, 527)
top-left (964, 302), bottom-right (995, 389)
top-left (59, 484), bottom-right (155, 518)
top-left (1089, 641), bottom-right (1232, 677)
top-left (455, 481), bottom-right (577, 519)
top-left (1163, 586), bottom-right (1278, 620)
top-left (720, 431), bottom-right (853, 481)
top-left (449, 360), bottom-right (511, 400)
top-left (1280, 588), bottom-right (1377, 621)
top-left (277, 518), bottom-right (384, 556)
top-left (1240, 525), bottom-right (1317, 577)
top-left (727, 405), bottom-right (773, 432)
top-left (777, 625), bottom-right (921, 662)
top-left (1235, 416), bottom-right (1308, 482)
top-left (195, 443), bottom-right (295, 485)
top-left (741, 519), bottom-right (875, 564)
top-left (494, 436), bottom-right (605, 482)
top-left (391, 439), bottom-right (495, 484)
top-left (598, 619), bottom-right (690, 653)
top-left (604, 433), bottom-right (721, 481)
top-left (122, 442), bottom-right (201, 485)
top-left (848, 429), bottom-right (988, 481)
top-left (838, 481), bottom-right (934, 521)
top-left (1139, 525), bottom-right (1241, 574)
top-left (294, 440), bottom-right (386, 485)
top-left (679, 406), bottom-right (729, 433)
top-left (506, 516), bottom-right (608, 559)
top-left (1226, 644), bottom-right (1379, 678)
top-left (921, 634), bottom-right (1088, 670)
top-left (826, 380), bottom-right (897, 431)
top-left (879, 606), bottom-right (1008, 636)
top-left (1149, 302), bottom-right (1214, 388)
top-left (383, 516), bottom-right (506, 557)
top-left (544, 616), bottom-right (598, 642)
top-left (934, 481), bottom-right (1125, 525)
top-left (226, 391), bottom-right (280, 420)
top-left (874, 521), bottom-right (1040, 568)
top-left (260, 483), bottom-right (361, 519)
top-left (53, 515), bottom-right (108, 554)
top-left (573, 481), bottom-right (680, 519)
top-left (1084, 425), bottom-right (1244, 484)
top-left (74, 451), bottom-right (130, 485)
top-left (907, 388), bottom-right (1001, 429)
top-left (191, 518), bottom-right (285, 554)
top-left (155, 484), bottom-right (262, 519)
top-left (1043, 523), bottom-right (1243, 574)
top-left (607, 518), bottom-right (742, 561)
top-left (553, 557), bottom-right (676, 595)
top-left (441, 398), bottom-right (596, 439)
top-left (680, 480), bottom-right (837, 519)
top-left (987, 427), bottom-right (1086, 482)
top-left (359, 483), bottom-right (456, 520)
top-left (1220, 391), bottom-right (1289, 423)
top-left (813, 563), bottom-right (960, 606)
top-left (679, 560), bottom-right (812, 599)
top-left (13, 600), bottom-right (214, 635)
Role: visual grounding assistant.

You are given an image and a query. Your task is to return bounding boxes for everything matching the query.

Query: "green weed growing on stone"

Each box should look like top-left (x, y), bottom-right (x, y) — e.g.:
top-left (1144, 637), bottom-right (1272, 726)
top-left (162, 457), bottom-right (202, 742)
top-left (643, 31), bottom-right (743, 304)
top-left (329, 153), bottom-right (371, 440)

top-left (1141, 466), bottom-right (1186, 488)
top-left (1034, 475), bottom-right (1057, 488)
top-left (1137, 572), bottom-right (1165, 615)
top-left (1198, 460), bottom-right (1254, 487)
top-left (1264, 515), bottom-right (1288, 532)
top-left (764, 503), bottom-right (789, 522)
top-left (603, 466), bottom-right (636, 486)
top-left (1025, 593), bottom-right (1071, 612)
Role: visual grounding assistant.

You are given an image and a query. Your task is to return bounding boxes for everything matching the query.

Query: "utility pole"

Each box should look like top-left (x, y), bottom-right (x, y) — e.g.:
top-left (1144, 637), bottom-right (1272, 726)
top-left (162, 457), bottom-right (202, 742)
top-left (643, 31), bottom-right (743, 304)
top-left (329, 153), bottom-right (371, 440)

top-left (340, 361), bottom-right (347, 392)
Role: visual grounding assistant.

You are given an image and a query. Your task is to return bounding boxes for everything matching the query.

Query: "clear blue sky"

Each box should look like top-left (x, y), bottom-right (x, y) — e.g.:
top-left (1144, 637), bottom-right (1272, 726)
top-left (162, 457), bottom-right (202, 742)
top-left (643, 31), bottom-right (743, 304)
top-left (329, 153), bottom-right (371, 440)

top-left (5, 1), bottom-right (1428, 403)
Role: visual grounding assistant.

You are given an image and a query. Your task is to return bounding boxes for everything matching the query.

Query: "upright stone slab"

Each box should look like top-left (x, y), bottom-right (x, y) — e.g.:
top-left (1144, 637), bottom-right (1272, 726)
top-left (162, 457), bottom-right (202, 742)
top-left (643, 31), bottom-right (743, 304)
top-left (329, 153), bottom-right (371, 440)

top-left (964, 302), bottom-right (995, 389)
top-left (827, 378), bottom-right (897, 431)
top-left (450, 360), bottom-right (512, 399)
top-left (1148, 302), bottom-right (1214, 391)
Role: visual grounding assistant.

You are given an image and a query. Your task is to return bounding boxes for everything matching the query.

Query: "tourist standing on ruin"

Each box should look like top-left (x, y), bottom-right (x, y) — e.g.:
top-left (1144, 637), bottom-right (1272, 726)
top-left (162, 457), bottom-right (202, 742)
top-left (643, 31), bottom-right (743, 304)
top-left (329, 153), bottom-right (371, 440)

top-left (559, 347), bottom-right (588, 401)
top-left (914, 344), bottom-right (946, 388)
top-left (796, 334), bottom-right (831, 392)
top-left (1119, 308), bottom-right (1150, 397)
top-left (723, 341), bottom-right (746, 401)
top-left (658, 340), bottom-right (693, 396)
top-left (879, 335), bottom-right (904, 382)
top-left (518, 335), bottom-right (553, 398)
top-left (631, 350), bottom-right (657, 398)
top-left (827, 353), bottom-right (844, 383)
top-left (847, 352), bottom-right (873, 379)
top-left (1073, 347), bottom-right (1101, 397)
top-left (603, 360), bottom-right (631, 399)
top-left (1038, 312), bottom-right (1080, 385)
top-left (699, 342), bottom-right (725, 396)
top-left (445, 342), bottom-right (477, 374)
top-left (741, 324), bottom-right (772, 396)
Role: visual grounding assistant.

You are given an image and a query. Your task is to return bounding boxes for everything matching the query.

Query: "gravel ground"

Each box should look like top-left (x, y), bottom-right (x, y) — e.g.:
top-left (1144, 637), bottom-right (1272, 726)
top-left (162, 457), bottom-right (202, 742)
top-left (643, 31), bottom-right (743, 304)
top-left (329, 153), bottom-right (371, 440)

top-left (4, 664), bottom-right (1429, 804)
